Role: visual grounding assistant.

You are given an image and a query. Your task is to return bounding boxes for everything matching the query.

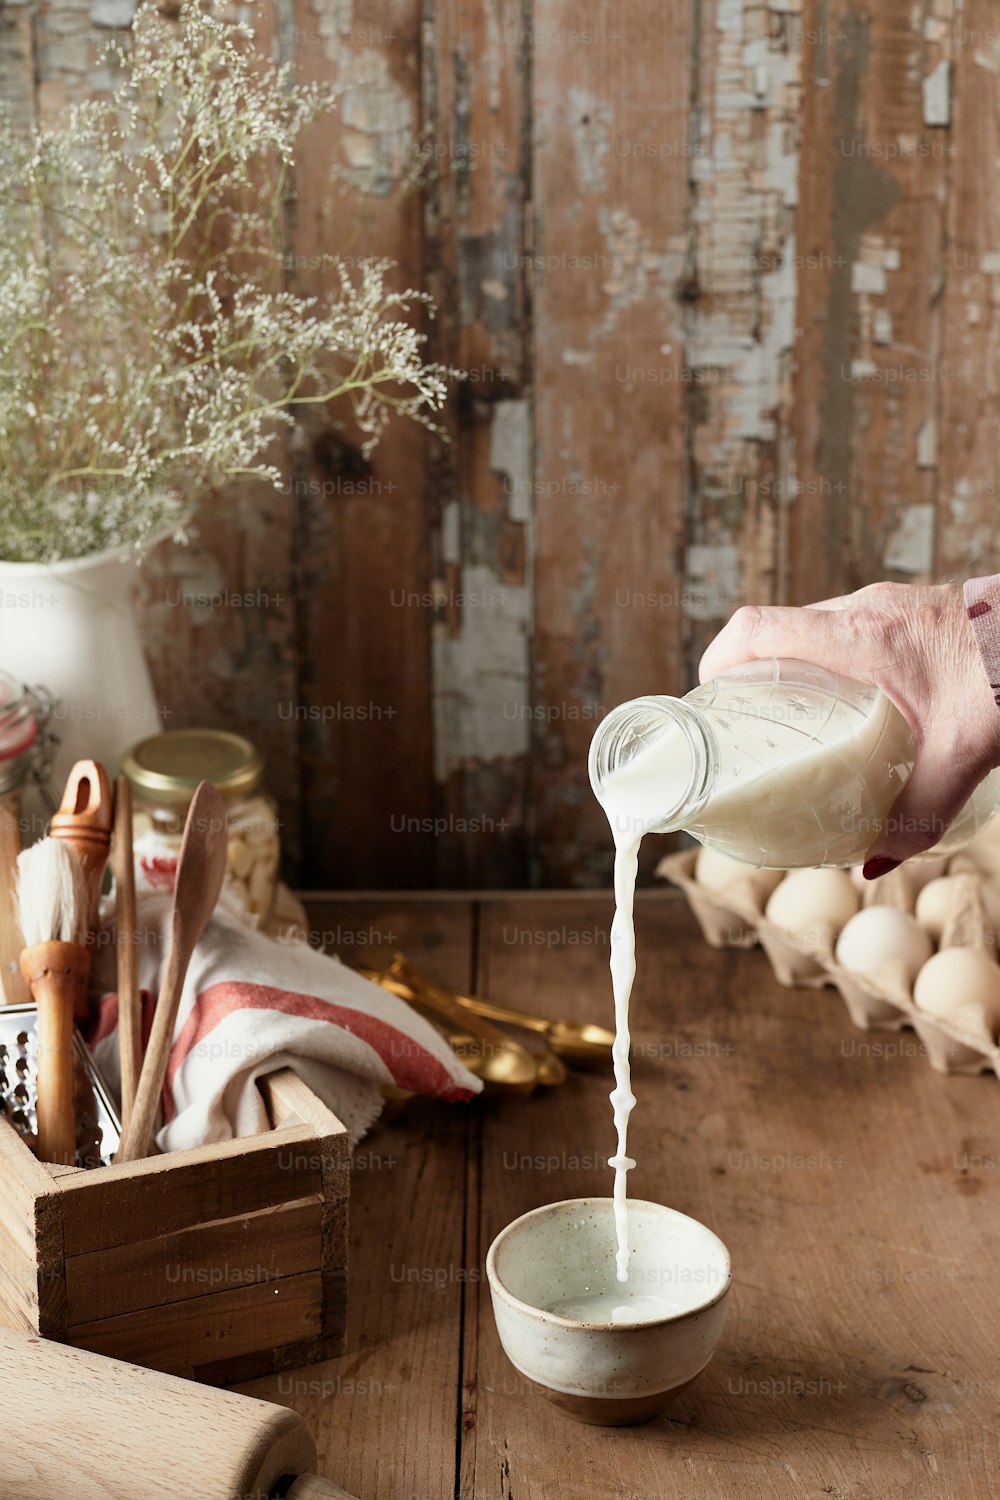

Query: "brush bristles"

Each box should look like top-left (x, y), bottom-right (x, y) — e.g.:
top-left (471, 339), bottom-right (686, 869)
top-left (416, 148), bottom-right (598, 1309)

top-left (17, 839), bottom-right (90, 948)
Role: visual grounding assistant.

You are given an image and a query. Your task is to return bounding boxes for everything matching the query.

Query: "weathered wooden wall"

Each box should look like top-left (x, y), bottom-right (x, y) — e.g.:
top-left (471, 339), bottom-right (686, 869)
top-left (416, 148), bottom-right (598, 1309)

top-left (3, 0), bottom-right (998, 889)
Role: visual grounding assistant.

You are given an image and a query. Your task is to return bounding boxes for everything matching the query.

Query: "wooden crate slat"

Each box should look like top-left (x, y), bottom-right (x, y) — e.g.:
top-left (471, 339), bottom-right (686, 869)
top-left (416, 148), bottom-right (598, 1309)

top-left (55, 1121), bottom-right (321, 1256)
top-left (0, 1212), bottom-right (39, 1326)
top-left (3, 1054), bottom-right (349, 1379)
top-left (259, 1068), bottom-right (350, 1338)
top-left (0, 1118), bottom-right (67, 1336)
top-left (0, 1116), bottom-right (59, 1257)
top-left (64, 1194), bottom-right (324, 1324)
top-left (67, 1269), bottom-right (324, 1376)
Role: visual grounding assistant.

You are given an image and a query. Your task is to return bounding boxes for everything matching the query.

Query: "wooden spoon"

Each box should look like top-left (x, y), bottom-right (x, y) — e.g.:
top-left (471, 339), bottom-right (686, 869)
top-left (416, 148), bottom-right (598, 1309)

top-left (116, 782), bottom-right (228, 1161)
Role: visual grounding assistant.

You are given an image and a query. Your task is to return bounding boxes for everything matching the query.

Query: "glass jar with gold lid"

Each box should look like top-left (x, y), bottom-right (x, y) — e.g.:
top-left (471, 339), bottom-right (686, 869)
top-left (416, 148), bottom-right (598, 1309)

top-left (0, 674), bottom-right (57, 1001)
top-left (122, 728), bottom-right (281, 922)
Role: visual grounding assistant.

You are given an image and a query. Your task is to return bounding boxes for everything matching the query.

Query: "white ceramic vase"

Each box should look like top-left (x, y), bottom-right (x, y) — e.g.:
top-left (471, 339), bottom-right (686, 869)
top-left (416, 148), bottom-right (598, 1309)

top-left (0, 542), bottom-right (161, 792)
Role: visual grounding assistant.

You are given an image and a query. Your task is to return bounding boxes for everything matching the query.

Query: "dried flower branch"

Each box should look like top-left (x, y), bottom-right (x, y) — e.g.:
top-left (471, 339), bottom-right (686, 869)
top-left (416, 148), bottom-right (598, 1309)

top-left (0, 0), bottom-right (452, 563)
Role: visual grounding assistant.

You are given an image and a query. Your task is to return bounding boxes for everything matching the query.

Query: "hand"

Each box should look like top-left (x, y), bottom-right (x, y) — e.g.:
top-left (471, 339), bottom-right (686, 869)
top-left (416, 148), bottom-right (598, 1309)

top-left (698, 582), bottom-right (1000, 871)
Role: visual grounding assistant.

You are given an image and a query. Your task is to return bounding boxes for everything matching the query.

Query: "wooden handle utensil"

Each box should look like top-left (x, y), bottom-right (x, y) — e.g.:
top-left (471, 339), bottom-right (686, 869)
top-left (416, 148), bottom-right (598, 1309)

top-left (111, 775), bottom-right (141, 1127)
top-left (49, 758), bottom-right (113, 935)
top-left (116, 781), bottom-right (228, 1162)
top-left (0, 1327), bottom-right (359, 1499)
top-left (19, 939), bottom-right (91, 1164)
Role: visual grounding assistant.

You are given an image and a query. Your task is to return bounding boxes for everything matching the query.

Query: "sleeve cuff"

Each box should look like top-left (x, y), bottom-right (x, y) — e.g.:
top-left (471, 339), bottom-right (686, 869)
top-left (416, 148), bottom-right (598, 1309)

top-left (963, 575), bottom-right (1000, 710)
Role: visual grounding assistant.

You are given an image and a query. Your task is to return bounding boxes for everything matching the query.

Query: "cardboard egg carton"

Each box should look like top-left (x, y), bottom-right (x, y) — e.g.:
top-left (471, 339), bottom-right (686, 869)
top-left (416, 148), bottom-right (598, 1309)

top-left (656, 847), bottom-right (1000, 1079)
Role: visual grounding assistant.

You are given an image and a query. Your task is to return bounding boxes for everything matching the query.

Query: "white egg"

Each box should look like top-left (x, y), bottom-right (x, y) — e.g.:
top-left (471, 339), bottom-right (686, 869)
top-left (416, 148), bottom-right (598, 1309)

top-left (913, 947), bottom-right (1000, 1049)
top-left (834, 906), bottom-right (933, 982)
top-left (915, 876), bottom-right (1000, 941)
top-left (695, 846), bottom-right (784, 902)
top-left (765, 868), bottom-right (859, 936)
top-left (956, 832), bottom-right (1000, 883)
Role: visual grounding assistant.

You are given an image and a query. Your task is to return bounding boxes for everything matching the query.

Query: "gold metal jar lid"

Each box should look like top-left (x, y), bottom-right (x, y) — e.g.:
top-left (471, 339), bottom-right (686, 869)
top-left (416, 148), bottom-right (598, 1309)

top-left (122, 729), bottom-right (264, 809)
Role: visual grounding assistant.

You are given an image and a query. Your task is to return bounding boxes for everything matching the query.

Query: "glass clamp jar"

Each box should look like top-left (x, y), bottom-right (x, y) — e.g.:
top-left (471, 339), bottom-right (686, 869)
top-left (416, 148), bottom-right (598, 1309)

top-left (0, 673), bottom-right (59, 840)
top-left (0, 673), bottom-right (59, 1002)
top-left (122, 728), bottom-right (281, 922)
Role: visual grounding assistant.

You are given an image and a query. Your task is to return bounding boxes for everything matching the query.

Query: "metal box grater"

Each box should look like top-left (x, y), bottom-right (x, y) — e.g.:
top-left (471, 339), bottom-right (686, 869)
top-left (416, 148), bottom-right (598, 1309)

top-left (0, 1005), bottom-right (120, 1167)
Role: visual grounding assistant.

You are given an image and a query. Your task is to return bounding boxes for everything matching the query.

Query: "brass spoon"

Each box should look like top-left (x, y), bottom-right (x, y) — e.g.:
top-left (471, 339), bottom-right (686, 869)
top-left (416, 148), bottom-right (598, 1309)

top-left (359, 967), bottom-right (540, 1094)
top-left (534, 1048), bottom-right (569, 1087)
top-left (390, 955), bottom-right (615, 1069)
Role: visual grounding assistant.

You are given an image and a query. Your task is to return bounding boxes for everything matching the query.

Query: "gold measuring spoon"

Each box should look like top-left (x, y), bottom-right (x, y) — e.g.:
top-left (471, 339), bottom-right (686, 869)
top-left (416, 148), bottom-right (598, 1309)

top-left (358, 966), bottom-right (540, 1094)
top-left (390, 955), bottom-right (615, 1070)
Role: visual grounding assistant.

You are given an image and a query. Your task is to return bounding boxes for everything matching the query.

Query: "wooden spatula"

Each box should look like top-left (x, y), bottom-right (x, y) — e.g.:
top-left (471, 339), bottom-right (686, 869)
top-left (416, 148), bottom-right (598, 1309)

top-left (116, 782), bottom-right (228, 1161)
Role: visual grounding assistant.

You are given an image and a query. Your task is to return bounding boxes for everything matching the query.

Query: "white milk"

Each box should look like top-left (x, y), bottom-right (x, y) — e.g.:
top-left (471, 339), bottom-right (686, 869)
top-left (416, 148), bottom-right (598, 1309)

top-left (548, 1291), bottom-right (680, 1325)
top-left (598, 683), bottom-right (911, 1281)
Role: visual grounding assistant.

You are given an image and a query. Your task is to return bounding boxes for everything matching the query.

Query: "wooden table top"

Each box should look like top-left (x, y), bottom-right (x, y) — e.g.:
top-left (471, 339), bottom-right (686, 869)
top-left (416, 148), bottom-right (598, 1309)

top-left (242, 890), bottom-right (1000, 1500)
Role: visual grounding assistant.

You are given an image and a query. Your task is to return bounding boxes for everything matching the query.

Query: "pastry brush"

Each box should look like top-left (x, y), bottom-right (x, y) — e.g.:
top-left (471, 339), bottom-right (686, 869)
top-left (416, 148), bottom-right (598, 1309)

top-left (17, 839), bottom-right (91, 1165)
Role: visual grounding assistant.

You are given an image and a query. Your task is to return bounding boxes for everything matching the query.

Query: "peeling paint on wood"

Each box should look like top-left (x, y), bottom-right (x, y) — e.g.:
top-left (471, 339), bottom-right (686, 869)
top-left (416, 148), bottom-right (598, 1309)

top-left (11, 0), bottom-right (1000, 888)
top-left (532, 0), bottom-right (689, 885)
top-left (683, 0), bottom-right (803, 667)
top-left (937, 0), bottom-right (1000, 579)
top-left (922, 57), bottom-right (951, 125)
top-left (792, 0), bottom-right (945, 605)
top-left (883, 503), bottom-right (936, 573)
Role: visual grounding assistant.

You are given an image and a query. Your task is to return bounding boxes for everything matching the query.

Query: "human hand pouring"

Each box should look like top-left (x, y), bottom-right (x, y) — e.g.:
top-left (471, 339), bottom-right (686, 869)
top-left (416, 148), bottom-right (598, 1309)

top-left (116, 781), bottom-right (228, 1162)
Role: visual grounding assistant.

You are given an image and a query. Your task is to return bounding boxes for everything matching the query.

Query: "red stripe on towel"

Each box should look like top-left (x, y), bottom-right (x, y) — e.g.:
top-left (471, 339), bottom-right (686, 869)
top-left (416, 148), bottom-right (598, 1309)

top-left (163, 980), bottom-right (473, 1120)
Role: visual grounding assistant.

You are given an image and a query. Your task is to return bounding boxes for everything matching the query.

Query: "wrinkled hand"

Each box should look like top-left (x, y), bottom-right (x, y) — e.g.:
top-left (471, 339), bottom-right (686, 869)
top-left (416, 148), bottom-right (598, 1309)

top-left (698, 582), bottom-right (1000, 870)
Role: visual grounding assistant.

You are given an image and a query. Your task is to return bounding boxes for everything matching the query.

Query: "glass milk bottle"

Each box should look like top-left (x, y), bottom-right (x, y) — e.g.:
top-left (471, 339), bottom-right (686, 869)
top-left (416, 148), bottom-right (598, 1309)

top-left (589, 659), bottom-right (1000, 869)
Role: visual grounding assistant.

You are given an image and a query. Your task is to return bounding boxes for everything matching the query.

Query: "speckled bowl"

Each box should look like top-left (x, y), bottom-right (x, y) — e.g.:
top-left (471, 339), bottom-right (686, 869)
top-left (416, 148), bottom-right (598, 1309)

top-left (486, 1198), bottom-right (731, 1425)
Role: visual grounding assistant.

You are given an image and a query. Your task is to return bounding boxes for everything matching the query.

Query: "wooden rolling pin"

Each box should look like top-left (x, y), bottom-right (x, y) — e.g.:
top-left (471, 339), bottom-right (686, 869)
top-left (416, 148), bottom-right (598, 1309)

top-left (0, 1328), bottom-right (358, 1500)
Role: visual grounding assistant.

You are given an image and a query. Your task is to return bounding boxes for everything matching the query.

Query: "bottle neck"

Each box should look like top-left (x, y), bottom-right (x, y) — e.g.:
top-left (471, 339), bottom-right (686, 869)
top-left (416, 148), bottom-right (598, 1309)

top-left (588, 696), bottom-right (716, 843)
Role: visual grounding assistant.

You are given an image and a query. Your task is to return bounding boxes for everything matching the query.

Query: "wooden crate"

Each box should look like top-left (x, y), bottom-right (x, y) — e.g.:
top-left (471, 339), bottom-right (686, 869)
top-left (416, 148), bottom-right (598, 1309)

top-left (0, 1068), bottom-right (349, 1384)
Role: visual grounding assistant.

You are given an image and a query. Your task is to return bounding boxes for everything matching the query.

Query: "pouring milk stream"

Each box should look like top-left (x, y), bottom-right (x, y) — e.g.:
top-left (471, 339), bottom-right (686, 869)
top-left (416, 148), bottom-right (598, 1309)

top-left (590, 658), bottom-right (1000, 1283)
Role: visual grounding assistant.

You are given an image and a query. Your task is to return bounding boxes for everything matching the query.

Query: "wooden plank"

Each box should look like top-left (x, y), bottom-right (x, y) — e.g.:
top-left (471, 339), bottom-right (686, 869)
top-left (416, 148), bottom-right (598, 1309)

top-left (287, 0), bottom-right (436, 891)
top-left (245, 897), bottom-right (477, 1500)
top-left (68, 1268), bottom-right (324, 1376)
top-left (791, 0), bottom-right (949, 603)
top-left (301, 894), bottom-right (477, 991)
top-left (55, 1122), bottom-right (320, 1256)
top-left (64, 1195), bottom-right (323, 1324)
top-left (259, 1068), bottom-right (350, 1341)
top-left (260, 1066), bottom-right (351, 1141)
top-left (134, 2), bottom-right (304, 875)
top-left (0, 1118), bottom-right (66, 1335)
top-left (422, 0), bottom-right (531, 887)
top-left (0, 1115), bottom-right (59, 1259)
top-left (683, 0), bottom-right (801, 667)
top-left (0, 0), bottom-right (36, 135)
top-left (0, 1215), bottom-right (50, 1330)
top-left (530, 0), bottom-right (690, 886)
top-left (936, 0), bottom-right (1000, 579)
top-left (464, 892), bottom-right (1000, 1499)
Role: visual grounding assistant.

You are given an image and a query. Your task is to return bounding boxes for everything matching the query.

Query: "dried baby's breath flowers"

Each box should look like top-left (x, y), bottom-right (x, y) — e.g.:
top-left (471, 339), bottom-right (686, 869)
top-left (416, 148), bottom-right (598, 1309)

top-left (0, 0), bottom-right (450, 563)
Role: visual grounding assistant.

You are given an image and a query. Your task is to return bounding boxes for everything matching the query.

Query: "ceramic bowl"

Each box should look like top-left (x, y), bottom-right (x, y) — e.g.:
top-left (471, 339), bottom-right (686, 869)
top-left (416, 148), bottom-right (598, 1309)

top-left (486, 1197), bottom-right (731, 1425)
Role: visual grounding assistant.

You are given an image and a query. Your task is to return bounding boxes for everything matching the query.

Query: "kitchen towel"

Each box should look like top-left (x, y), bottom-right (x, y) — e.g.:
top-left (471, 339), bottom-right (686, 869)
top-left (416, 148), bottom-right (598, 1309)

top-left (87, 891), bottom-right (482, 1148)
